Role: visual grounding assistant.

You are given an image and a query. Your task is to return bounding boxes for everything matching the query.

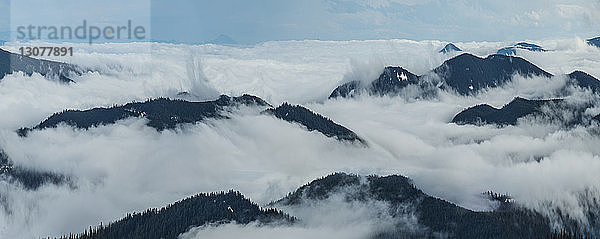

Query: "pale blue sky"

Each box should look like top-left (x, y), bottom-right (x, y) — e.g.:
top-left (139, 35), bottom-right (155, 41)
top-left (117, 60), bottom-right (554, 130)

top-left (1, 0), bottom-right (599, 44)
top-left (152, 0), bottom-right (600, 44)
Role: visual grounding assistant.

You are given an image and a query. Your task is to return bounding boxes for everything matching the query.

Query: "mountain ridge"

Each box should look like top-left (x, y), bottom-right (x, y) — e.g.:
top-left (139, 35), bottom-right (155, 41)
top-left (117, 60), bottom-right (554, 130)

top-left (273, 173), bottom-right (555, 238)
top-left (330, 53), bottom-right (556, 98)
top-left (59, 190), bottom-right (294, 239)
top-left (0, 150), bottom-right (71, 190)
top-left (264, 103), bottom-right (365, 144)
top-left (0, 48), bottom-right (82, 82)
top-left (587, 37), bottom-right (600, 48)
top-left (451, 97), bottom-right (597, 126)
top-left (439, 43), bottom-right (462, 54)
top-left (496, 42), bottom-right (547, 56)
top-left (18, 94), bottom-right (271, 136)
top-left (58, 172), bottom-right (587, 239)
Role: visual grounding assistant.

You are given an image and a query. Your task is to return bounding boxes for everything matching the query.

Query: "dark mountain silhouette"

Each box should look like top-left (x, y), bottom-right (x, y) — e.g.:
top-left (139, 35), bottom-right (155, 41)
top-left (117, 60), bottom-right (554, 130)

top-left (264, 103), bottom-right (365, 144)
top-left (19, 95), bottom-right (271, 136)
top-left (434, 53), bottom-right (552, 95)
top-left (495, 48), bottom-right (516, 56)
top-left (515, 42), bottom-right (546, 51)
top-left (273, 173), bottom-right (554, 239)
top-left (19, 95), bottom-right (365, 144)
top-left (0, 48), bottom-right (81, 82)
top-left (496, 42), bottom-right (547, 56)
top-left (0, 150), bottom-right (70, 190)
top-left (587, 37), bottom-right (600, 48)
top-left (451, 97), bottom-right (592, 126)
top-left (452, 97), bottom-right (560, 126)
top-left (369, 67), bottom-right (420, 96)
top-left (330, 53), bottom-right (554, 98)
top-left (568, 71), bottom-right (600, 92)
top-left (59, 191), bottom-right (294, 239)
top-left (439, 43), bottom-right (462, 54)
top-left (329, 67), bottom-right (419, 98)
top-left (329, 80), bottom-right (362, 98)
top-left (55, 173), bottom-right (597, 239)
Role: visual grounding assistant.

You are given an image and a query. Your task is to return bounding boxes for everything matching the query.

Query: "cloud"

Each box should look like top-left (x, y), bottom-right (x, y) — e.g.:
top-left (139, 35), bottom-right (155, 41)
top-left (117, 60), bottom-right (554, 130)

top-left (180, 186), bottom-right (423, 239)
top-left (0, 38), bottom-right (600, 237)
top-left (179, 223), bottom-right (373, 239)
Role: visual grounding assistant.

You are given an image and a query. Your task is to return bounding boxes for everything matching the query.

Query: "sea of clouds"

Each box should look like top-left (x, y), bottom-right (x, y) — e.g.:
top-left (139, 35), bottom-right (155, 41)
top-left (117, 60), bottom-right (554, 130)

top-left (0, 38), bottom-right (599, 237)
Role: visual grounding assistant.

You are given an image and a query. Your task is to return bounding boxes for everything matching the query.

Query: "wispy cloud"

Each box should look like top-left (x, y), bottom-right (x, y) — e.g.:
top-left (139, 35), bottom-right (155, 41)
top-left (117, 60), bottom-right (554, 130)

top-left (1, 38), bottom-right (600, 237)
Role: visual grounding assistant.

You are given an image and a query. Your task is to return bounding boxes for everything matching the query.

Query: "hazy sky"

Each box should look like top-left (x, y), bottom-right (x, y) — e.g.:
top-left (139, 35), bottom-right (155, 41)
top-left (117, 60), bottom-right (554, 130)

top-left (1, 0), bottom-right (599, 44)
top-left (151, 0), bottom-right (600, 44)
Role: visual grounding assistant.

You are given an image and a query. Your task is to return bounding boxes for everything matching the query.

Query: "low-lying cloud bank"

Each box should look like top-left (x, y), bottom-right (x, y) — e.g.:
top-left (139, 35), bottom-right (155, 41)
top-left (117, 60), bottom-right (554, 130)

top-left (0, 38), bottom-right (599, 237)
top-left (180, 182), bottom-right (418, 239)
top-left (180, 223), bottom-right (376, 239)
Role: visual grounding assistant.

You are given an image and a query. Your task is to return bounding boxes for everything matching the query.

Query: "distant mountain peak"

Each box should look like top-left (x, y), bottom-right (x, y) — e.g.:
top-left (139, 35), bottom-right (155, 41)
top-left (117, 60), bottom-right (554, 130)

top-left (329, 52), bottom-right (553, 98)
top-left (514, 42), bottom-right (545, 50)
top-left (272, 172), bottom-right (553, 238)
top-left (329, 66), bottom-right (419, 98)
top-left (587, 37), bottom-right (600, 48)
top-left (451, 97), bottom-right (594, 127)
top-left (496, 47), bottom-right (517, 56)
top-left (434, 53), bottom-right (552, 94)
top-left (439, 43), bottom-right (462, 54)
top-left (370, 66), bottom-right (420, 95)
top-left (206, 34), bottom-right (238, 45)
top-left (496, 42), bottom-right (546, 56)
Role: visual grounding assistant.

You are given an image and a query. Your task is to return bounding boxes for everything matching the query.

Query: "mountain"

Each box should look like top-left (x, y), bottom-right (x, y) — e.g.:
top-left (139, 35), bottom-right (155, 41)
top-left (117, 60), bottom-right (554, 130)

top-left (439, 43), bottom-right (462, 54)
top-left (450, 97), bottom-right (592, 126)
top-left (496, 42), bottom-right (547, 56)
top-left (330, 53), bottom-right (554, 98)
top-left (206, 34), bottom-right (237, 45)
top-left (587, 37), bottom-right (600, 48)
top-left (19, 95), bottom-right (365, 144)
top-left (0, 48), bottom-right (81, 82)
top-left (434, 53), bottom-right (552, 94)
top-left (18, 95), bottom-right (271, 136)
top-left (61, 191), bottom-right (294, 239)
top-left (568, 71), bottom-right (600, 92)
top-left (0, 150), bottom-right (70, 190)
top-left (273, 173), bottom-right (554, 238)
top-left (329, 80), bottom-right (362, 98)
top-left (264, 103), bottom-right (365, 144)
top-left (329, 67), bottom-right (420, 98)
top-left (56, 172), bottom-right (596, 239)
top-left (369, 67), bottom-right (420, 96)
top-left (495, 47), bottom-right (516, 56)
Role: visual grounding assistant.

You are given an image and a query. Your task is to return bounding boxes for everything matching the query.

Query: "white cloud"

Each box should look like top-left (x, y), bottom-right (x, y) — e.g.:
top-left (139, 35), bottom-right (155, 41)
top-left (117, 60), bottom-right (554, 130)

top-left (181, 186), bottom-right (423, 239)
top-left (0, 38), bottom-right (600, 237)
top-left (180, 223), bottom-right (372, 239)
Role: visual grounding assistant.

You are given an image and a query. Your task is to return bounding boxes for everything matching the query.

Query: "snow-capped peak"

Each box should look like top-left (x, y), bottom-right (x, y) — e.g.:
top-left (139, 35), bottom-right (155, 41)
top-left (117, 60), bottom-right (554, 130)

top-left (397, 71), bottom-right (408, 81)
